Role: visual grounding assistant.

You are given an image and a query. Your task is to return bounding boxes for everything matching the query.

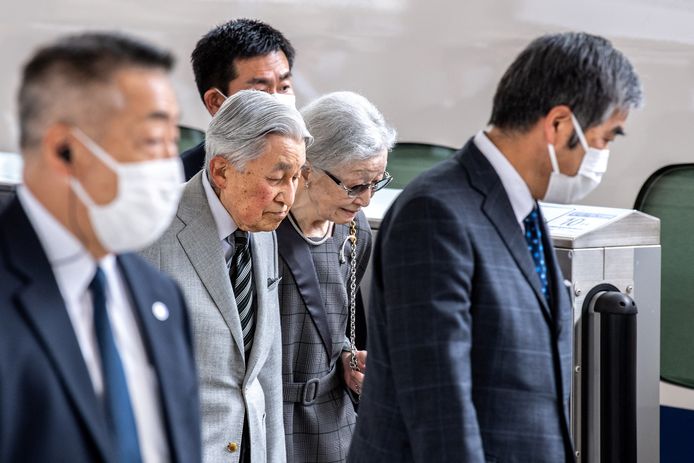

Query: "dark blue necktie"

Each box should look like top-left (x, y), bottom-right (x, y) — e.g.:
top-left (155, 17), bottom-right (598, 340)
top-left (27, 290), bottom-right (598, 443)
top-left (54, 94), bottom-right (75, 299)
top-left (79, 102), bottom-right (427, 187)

top-left (90, 267), bottom-right (142, 463)
top-left (523, 207), bottom-right (550, 302)
top-left (228, 230), bottom-right (255, 355)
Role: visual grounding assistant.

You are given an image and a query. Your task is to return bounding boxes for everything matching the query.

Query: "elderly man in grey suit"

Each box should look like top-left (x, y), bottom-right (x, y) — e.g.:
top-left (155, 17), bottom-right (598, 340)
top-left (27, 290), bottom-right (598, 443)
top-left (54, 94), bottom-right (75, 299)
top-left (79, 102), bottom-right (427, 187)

top-left (142, 90), bottom-right (311, 463)
top-left (349, 32), bottom-right (643, 463)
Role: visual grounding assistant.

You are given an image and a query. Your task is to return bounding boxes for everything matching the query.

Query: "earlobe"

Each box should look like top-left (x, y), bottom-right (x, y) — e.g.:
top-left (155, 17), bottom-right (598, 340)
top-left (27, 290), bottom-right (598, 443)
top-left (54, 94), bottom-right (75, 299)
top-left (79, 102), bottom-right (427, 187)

top-left (42, 123), bottom-right (75, 175)
top-left (203, 88), bottom-right (225, 116)
top-left (301, 164), bottom-right (311, 181)
top-left (543, 105), bottom-right (573, 145)
top-left (209, 156), bottom-right (227, 189)
top-left (58, 145), bottom-right (71, 163)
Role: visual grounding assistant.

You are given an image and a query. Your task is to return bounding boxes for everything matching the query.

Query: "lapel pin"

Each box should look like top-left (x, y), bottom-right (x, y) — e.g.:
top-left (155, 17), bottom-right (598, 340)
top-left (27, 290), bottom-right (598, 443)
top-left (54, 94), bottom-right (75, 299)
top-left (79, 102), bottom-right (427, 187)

top-left (152, 301), bottom-right (169, 321)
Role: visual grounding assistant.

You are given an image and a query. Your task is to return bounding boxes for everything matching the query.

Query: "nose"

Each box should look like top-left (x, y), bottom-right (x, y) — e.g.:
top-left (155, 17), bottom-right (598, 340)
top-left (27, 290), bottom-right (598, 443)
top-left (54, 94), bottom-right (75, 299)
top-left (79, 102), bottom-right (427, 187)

top-left (164, 127), bottom-right (180, 159)
top-left (277, 179), bottom-right (297, 208)
top-left (165, 140), bottom-right (178, 159)
top-left (353, 188), bottom-right (373, 208)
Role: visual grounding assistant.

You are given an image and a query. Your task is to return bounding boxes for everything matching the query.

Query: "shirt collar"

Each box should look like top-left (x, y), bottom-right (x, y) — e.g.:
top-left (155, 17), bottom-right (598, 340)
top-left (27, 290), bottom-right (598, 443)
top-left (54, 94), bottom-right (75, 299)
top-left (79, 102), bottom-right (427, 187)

top-left (473, 130), bottom-right (535, 227)
top-left (16, 184), bottom-right (98, 302)
top-left (202, 172), bottom-right (238, 241)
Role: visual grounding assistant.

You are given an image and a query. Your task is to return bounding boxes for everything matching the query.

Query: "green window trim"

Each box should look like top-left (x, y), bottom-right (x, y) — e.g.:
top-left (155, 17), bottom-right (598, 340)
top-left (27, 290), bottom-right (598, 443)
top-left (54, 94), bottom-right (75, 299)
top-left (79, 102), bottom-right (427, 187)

top-left (635, 164), bottom-right (694, 389)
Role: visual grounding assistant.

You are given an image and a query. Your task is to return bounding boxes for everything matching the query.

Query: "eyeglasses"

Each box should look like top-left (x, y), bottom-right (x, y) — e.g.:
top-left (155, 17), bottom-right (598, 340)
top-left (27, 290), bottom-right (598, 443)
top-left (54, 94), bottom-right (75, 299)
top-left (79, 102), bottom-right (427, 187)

top-left (316, 167), bottom-right (393, 198)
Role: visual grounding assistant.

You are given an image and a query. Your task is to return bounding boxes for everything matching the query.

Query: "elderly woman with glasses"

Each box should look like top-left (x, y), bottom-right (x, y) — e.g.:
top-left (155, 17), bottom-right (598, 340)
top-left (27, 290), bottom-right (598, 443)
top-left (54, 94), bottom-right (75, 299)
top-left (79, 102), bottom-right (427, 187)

top-left (276, 91), bottom-right (395, 463)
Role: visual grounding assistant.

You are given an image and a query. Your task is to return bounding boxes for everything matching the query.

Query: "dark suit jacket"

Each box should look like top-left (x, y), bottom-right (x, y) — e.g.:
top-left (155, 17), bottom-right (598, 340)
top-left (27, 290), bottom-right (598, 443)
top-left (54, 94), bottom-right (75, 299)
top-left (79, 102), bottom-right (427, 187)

top-left (181, 141), bottom-right (206, 181)
top-left (349, 139), bottom-right (574, 463)
top-left (0, 197), bottom-right (201, 463)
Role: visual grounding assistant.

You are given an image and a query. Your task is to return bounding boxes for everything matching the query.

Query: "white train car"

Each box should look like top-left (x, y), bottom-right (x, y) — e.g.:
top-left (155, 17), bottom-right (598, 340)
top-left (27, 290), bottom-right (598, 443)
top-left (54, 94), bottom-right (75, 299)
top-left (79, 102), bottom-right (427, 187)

top-left (2, 1), bottom-right (694, 461)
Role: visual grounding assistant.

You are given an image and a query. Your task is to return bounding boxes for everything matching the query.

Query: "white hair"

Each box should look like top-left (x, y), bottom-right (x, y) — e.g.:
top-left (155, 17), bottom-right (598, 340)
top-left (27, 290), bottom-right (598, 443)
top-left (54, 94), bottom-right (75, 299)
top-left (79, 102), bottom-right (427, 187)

top-left (300, 91), bottom-right (396, 171)
top-left (205, 89), bottom-right (312, 172)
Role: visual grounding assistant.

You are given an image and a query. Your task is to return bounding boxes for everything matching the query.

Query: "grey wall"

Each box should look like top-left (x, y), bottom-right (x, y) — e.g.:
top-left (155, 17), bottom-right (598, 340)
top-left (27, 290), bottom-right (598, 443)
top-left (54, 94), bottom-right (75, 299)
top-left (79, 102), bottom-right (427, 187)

top-left (1, 0), bottom-right (693, 208)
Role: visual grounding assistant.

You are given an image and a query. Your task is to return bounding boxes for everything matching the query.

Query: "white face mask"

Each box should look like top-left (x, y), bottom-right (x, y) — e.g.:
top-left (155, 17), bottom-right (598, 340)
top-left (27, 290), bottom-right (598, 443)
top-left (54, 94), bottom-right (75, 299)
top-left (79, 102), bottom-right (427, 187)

top-left (215, 88), bottom-right (296, 108)
top-left (70, 128), bottom-right (184, 253)
top-left (543, 113), bottom-right (610, 204)
top-left (271, 92), bottom-right (296, 108)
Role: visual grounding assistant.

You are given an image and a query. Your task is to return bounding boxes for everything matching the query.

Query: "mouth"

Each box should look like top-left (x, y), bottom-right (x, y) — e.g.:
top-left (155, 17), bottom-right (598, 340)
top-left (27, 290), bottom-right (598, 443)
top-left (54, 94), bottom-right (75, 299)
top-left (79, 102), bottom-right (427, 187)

top-left (268, 210), bottom-right (288, 218)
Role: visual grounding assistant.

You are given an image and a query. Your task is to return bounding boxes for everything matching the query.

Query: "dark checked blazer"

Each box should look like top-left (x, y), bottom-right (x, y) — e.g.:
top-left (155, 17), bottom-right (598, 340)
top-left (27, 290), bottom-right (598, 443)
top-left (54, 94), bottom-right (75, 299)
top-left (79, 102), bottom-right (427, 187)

top-left (348, 139), bottom-right (575, 463)
top-left (277, 211), bottom-right (371, 463)
top-left (181, 141), bottom-right (206, 181)
top-left (0, 196), bottom-right (201, 463)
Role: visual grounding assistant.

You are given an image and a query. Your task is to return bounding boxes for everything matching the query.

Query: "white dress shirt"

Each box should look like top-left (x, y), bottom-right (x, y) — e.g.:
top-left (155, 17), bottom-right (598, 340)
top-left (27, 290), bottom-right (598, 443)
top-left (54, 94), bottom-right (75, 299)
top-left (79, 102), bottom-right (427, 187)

top-left (17, 185), bottom-right (170, 463)
top-left (202, 172), bottom-right (239, 261)
top-left (474, 130), bottom-right (535, 229)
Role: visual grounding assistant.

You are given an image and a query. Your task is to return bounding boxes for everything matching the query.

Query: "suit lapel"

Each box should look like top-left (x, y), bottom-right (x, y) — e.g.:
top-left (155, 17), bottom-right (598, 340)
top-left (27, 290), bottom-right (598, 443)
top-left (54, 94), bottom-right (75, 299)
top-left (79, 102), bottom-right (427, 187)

top-left (116, 254), bottom-right (186, 462)
top-left (4, 199), bottom-right (113, 462)
top-left (460, 141), bottom-right (553, 324)
top-left (244, 232), bottom-right (273, 383)
top-left (176, 175), bottom-right (245, 363)
top-left (276, 219), bottom-right (333, 357)
top-left (537, 207), bottom-right (573, 437)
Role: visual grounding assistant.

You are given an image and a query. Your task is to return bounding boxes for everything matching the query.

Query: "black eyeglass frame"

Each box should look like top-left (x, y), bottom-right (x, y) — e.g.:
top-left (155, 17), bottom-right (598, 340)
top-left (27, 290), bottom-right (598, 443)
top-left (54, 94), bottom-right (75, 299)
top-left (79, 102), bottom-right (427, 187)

top-left (316, 167), bottom-right (393, 198)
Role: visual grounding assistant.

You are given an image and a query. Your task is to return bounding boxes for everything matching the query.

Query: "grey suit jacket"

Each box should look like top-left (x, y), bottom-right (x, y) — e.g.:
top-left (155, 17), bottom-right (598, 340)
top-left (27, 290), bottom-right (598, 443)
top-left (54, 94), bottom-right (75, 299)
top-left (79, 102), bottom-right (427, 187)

top-left (349, 139), bottom-right (574, 463)
top-left (141, 172), bottom-right (285, 463)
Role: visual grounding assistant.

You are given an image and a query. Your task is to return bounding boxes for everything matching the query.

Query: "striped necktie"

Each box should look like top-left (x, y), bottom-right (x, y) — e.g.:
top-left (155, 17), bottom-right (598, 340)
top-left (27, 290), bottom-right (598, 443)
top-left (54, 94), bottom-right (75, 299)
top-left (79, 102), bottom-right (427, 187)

top-left (523, 206), bottom-right (550, 302)
top-left (229, 230), bottom-right (255, 355)
top-left (89, 267), bottom-right (142, 463)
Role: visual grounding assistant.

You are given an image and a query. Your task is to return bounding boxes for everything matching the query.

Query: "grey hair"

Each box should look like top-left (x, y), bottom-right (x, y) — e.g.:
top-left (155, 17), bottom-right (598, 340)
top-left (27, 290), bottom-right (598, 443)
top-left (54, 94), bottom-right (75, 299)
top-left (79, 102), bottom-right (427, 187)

top-left (489, 31), bottom-right (644, 132)
top-left (18, 32), bottom-right (173, 150)
top-left (205, 89), bottom-right (312, 172)
top-left (300, 91), bottom-right (396, 171)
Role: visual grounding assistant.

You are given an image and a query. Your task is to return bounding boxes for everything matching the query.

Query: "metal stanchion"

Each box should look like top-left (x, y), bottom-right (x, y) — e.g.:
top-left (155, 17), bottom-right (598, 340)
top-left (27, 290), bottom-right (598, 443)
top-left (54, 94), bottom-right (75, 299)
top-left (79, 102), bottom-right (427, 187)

top-left (594, 290), bottom-right (637, 463)
top-left (581, 285), bottom-right (638, 463)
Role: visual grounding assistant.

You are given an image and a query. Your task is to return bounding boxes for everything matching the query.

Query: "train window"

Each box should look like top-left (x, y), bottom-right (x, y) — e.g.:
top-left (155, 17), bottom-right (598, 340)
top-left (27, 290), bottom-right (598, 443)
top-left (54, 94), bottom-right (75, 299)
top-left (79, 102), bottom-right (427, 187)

top-left (635, 164), bottom-right (694, 388)
top-left (386, 142), bottom-right (456, 189)
top-left (178, 125), bottom-right (205, 154)
top-left (0, 151), bottom-right (21, 208)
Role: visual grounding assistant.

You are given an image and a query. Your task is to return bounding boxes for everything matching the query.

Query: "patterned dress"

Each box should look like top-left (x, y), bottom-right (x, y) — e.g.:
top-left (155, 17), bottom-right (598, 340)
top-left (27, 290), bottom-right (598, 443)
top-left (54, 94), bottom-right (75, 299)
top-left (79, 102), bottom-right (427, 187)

top-left (277, 210), bottom-right (371, 463)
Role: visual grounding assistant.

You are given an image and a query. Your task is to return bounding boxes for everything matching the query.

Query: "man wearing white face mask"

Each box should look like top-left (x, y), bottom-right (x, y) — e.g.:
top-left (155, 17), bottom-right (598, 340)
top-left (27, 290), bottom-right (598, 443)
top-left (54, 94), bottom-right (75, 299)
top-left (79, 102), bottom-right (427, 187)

top-left (544, 113), bottom-right (612, 204)
top-left (0, 33), bottom-right (201, 462)
top-left (69, 127), bottom-right (184, 252)
top-left (350, 32), bottom-right (643, 463)
top-left (180, 18), bottom-right (297, 181)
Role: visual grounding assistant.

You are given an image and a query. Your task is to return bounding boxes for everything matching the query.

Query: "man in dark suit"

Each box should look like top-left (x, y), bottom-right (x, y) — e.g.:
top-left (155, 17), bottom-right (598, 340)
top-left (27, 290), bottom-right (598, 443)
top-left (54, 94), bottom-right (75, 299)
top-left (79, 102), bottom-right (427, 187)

top-left (349, 32), bottom-right (643, 463)
top-left (181, 19), bottom-right (296, 180)
top-left (0, 33), bottom-right (201, 462)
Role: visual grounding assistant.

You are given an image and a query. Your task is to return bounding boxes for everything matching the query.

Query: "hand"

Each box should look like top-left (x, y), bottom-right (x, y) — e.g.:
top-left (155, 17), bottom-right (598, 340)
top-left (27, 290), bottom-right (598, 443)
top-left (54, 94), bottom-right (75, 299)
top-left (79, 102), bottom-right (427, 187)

top-left (341, 350), bottom-right (367, 395)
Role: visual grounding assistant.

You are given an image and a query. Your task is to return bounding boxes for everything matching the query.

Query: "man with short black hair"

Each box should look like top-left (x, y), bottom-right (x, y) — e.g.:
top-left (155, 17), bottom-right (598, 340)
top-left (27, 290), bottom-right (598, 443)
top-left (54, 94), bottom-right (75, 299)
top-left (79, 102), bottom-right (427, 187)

top-left (181, 18), bottom-right (296, 180)
top-left (350, 32), bottom-right (643, 463)
top-left (0, 32), bottom-right (201, 462)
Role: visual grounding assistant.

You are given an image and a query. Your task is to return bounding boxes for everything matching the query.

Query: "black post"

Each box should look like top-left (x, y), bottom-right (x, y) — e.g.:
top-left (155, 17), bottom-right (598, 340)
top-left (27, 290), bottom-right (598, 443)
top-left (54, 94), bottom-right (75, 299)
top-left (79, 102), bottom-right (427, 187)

top-left (593, 291), bottom-right (638, 463)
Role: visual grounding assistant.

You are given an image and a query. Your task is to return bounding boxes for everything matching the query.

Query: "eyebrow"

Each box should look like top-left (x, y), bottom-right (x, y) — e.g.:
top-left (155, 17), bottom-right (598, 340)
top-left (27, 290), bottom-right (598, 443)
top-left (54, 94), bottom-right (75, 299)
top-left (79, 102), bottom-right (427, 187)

top-left (246, 71), bottom-right (292, 86)
top-left (147, 110), bottom-right (177, 122)
top-left (272, 161), bottom-right (296, 171)
top-left (247, 77), bottom-right (272, 86)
